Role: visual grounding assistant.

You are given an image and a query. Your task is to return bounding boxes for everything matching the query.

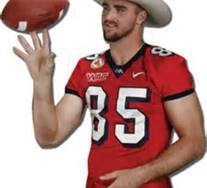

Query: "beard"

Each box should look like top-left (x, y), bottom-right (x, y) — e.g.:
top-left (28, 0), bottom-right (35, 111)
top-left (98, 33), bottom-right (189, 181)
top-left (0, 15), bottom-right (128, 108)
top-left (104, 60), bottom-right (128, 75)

top-left (103, 20), bottom-right (136, 43)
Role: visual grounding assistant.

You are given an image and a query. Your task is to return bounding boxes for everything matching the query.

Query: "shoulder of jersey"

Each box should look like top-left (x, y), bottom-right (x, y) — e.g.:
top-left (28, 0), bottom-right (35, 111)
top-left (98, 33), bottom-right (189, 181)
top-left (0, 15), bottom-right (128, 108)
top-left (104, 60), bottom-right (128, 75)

top-left (84, 52), bottom-right (104, 61)
top-left (148, 45), bottom-right (185, 63)
top-left (147, 45), bottom-right (187, 73)
top-left (78, 52), bottom-right (105, 69)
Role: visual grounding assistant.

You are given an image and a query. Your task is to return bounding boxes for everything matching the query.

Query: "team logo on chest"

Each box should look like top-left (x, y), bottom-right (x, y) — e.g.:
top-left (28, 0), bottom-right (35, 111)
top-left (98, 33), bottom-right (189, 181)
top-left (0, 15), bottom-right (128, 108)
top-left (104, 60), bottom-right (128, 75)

top-left (91, 58), bottom-right (105, 69)
top-left (86, 72), bottom-right (109, 82)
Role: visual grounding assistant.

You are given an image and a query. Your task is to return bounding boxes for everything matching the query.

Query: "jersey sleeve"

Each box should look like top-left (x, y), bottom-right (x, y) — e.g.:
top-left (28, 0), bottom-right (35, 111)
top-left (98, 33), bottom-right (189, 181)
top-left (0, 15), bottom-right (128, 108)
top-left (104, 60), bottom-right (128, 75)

top-left (158, 55), bottom-right (195, 101)
top-left (65, 59), bottom-right (86, 102)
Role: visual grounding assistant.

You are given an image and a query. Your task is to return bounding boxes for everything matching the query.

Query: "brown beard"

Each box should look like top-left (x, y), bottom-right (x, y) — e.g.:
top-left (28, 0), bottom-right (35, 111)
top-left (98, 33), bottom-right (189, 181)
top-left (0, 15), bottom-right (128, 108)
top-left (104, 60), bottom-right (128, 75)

top-left (103, 26), bottom-right (135, 43)
top-left (103, 31), bottom-right (123, 42)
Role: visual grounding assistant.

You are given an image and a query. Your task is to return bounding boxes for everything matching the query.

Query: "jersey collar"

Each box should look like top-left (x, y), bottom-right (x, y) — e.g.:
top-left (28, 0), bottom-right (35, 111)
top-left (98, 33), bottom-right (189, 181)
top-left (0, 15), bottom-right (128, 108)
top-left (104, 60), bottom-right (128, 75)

top-left (105, 43), bottom-right (149, 77)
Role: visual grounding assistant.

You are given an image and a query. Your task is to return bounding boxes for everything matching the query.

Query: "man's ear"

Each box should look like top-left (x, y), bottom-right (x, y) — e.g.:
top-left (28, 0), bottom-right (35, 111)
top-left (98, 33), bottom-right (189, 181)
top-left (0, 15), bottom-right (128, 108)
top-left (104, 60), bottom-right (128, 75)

top-left (136, 10), bottom-right (148, 25)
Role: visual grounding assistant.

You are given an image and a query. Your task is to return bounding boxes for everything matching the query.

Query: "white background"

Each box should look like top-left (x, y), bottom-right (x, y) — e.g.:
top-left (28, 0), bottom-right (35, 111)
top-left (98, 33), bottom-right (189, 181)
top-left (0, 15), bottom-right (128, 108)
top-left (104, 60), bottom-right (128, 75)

top-left (0, 0), bottom-right (206, 187)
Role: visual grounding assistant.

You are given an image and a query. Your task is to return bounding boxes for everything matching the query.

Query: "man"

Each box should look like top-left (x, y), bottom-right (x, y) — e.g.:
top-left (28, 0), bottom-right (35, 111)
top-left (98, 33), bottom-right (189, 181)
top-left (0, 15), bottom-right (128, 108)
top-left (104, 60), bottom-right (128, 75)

top-left (13, 0), bottom-right (205, 187)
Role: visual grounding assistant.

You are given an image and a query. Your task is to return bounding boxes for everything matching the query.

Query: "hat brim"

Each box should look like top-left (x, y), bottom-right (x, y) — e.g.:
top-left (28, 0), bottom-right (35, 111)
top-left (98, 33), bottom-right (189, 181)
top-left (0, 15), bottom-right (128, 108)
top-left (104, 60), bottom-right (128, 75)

top-left (94, 0), bottom-right (172, 28)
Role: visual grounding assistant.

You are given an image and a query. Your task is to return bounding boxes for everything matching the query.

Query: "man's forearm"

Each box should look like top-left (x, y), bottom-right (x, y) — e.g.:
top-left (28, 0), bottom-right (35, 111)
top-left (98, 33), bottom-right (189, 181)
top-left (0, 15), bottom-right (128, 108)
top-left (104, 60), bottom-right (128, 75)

top-left (134, 136), bottom-right (205, 185)
top-left (32, 78), bottom-right (58, 147)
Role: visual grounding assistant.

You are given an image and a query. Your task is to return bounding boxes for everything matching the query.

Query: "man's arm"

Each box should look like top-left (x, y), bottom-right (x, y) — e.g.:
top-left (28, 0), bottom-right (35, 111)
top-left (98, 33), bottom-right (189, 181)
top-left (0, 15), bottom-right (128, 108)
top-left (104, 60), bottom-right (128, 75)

top-left (100, 93), bottom-right (205, 188)
top-left (13, 30), bottom-right (85, 149)
top-left (33, 88), bottom-right (84, 148)
top-left (135, 93), bottom-right (205, 183)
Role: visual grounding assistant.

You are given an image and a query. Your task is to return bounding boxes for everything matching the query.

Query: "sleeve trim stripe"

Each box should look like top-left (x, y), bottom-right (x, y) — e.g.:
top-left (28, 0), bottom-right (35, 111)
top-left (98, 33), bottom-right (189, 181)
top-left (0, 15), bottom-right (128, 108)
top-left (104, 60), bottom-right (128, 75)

top-left (65, 88), bottom-right (80, 97)
top-left (163, 89), bottom-right (194, 101)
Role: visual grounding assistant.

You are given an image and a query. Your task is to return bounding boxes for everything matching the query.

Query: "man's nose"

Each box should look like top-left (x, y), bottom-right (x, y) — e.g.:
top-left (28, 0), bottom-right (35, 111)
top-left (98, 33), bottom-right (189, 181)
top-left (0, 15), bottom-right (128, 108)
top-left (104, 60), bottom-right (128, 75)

top-left (103, 9), bottom-right (117, 21)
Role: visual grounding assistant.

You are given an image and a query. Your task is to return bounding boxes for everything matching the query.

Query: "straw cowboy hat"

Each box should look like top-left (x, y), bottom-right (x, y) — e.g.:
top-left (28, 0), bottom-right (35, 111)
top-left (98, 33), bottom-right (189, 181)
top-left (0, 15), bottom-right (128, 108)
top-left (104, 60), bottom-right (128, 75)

top-left (94, 0), bottom-right (172, 27)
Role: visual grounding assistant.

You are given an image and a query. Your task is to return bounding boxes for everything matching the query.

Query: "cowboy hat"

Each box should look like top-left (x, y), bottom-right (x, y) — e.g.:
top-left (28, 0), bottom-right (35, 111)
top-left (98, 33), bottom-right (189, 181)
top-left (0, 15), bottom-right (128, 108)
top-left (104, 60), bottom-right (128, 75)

top-left (94, 0), bottom-right (172, 27)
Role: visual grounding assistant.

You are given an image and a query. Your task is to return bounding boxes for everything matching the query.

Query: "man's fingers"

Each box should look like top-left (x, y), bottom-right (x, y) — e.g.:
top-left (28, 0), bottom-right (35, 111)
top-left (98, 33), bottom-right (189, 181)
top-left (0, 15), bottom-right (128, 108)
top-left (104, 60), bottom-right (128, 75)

top-left (17, 35), bottom-right (33, 54)
top-left (100, 171), bottom-right (119, 180)
top-left (13, 47), bottom-right (28, 62)
top-left (30, 32), bottom-right (41, 49)
top-left (42, 29), bottom-right (50, 50)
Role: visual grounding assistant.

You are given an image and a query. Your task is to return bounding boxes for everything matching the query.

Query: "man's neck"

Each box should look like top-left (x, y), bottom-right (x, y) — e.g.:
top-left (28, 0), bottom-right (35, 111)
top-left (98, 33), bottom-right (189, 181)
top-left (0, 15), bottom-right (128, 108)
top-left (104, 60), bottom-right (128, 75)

top-left (109, 32), bottom-right (144, 66)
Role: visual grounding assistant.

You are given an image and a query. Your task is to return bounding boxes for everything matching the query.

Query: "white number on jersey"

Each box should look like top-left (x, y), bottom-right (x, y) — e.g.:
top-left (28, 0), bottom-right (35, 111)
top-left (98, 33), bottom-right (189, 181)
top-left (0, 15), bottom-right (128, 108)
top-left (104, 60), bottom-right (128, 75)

top-left (86, 86), bottom-right (108, 145)
top-left (116, 88), bottom-right (148, 147)
top-left (86, 86), bottom-right (149, 147)
top-left (151, 47), bottom-right (173, 56)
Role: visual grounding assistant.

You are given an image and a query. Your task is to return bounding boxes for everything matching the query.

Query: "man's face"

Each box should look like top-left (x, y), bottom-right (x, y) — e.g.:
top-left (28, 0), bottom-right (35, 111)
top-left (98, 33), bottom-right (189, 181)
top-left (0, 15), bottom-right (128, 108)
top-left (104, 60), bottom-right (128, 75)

top-left (102, 0), bottom-right (143, 42)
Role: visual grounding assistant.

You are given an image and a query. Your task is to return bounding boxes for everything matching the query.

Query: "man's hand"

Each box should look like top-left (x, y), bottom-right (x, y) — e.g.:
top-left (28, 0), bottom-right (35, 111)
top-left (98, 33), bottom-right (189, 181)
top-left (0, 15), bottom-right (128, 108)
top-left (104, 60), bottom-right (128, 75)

top-left (100, 168), bottom-right (144, 188)
top-left (13, 29), bottom-right (55, 82)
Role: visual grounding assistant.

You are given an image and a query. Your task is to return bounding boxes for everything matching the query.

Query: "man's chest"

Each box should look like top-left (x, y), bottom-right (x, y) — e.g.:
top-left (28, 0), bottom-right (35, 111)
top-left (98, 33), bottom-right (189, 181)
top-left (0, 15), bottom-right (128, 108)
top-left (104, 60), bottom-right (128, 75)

top-left (83, 65), bottom-right (164, 147)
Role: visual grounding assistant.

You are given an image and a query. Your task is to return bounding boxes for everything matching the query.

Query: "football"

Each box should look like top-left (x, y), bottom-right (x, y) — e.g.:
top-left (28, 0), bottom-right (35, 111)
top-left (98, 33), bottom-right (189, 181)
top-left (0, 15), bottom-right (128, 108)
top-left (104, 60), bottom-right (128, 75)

top-left (1, 0), bottom-right (69, 33)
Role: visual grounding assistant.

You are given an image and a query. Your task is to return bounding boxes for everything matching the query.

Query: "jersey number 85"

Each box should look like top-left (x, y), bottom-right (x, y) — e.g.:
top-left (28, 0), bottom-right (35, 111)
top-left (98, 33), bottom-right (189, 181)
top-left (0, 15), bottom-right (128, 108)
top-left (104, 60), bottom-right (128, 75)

top-left (86, 86), bottom-right (150, 148)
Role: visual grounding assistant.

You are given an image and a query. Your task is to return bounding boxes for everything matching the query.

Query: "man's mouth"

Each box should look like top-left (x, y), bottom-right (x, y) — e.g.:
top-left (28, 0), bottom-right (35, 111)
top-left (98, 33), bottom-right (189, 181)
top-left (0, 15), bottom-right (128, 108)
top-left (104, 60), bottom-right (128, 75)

top-left (103, 21), bottom-right (118, 29)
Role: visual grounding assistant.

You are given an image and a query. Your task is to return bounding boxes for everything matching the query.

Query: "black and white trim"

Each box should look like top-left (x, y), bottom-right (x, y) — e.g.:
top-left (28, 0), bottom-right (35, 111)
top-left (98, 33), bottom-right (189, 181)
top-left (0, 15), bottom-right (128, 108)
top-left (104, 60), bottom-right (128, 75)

top-left (163, 89), bottom-right (194, 101)
top-left (65, 87), bottom-right (81, 98)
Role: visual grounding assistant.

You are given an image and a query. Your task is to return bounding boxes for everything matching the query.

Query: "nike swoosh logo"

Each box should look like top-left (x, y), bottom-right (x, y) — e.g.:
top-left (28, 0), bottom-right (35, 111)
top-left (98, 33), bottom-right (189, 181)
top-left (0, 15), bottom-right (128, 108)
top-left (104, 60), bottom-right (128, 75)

top-left (132, 71), bottom-right (145, 78)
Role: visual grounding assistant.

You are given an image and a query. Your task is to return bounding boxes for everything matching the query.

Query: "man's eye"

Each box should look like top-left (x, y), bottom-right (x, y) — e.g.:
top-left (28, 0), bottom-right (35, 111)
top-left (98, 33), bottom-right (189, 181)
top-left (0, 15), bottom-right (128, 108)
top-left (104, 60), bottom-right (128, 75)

top-left (103, 5), bottom-right (109, 11)
top-left (116, 7), bottom-right (126, 13)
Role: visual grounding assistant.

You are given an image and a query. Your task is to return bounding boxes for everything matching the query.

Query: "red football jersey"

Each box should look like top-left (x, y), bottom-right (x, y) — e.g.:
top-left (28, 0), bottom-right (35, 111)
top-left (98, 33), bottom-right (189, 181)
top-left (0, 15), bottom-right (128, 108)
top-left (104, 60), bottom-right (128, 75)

top-left (65, 44), bottom-right (194, 188)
